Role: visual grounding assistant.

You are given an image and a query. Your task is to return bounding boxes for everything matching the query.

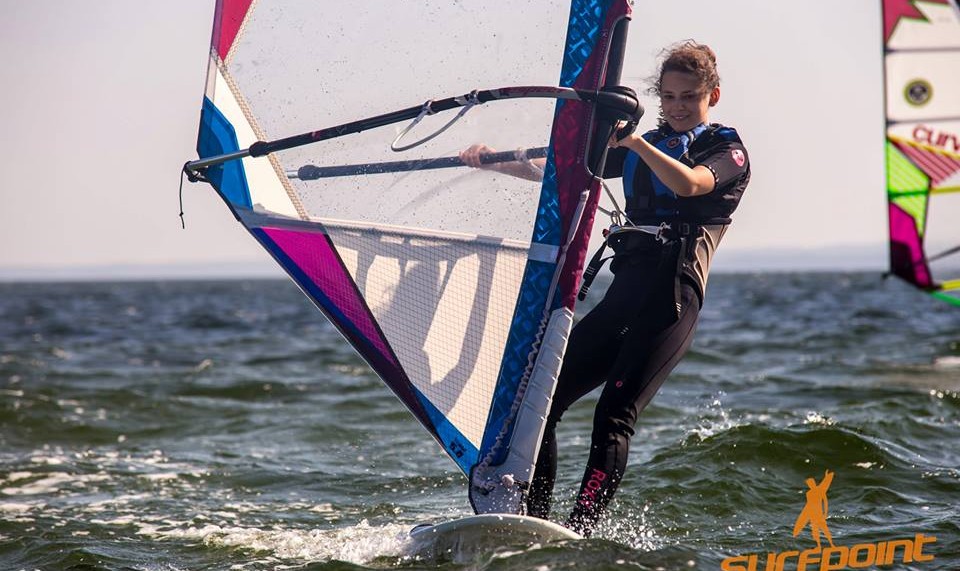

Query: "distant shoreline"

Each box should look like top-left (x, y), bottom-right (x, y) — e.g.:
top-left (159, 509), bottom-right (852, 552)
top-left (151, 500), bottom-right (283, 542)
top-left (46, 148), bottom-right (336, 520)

top-left (0, 245), bottom-right (902, 282)
top-left (0, 262), bottom-right (284, 282)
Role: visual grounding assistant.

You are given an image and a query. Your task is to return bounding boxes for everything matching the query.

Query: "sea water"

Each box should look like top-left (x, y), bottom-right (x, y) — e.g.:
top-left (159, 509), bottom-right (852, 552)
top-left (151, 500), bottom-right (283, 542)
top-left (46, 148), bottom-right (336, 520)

top-left (1, 273), bottom-right (958, 570)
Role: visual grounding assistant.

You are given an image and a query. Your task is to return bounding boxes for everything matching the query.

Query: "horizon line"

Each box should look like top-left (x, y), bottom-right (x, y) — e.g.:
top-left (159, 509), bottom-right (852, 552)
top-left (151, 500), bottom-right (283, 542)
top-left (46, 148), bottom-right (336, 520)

top-left (0, 248), bottom-right (896, 282)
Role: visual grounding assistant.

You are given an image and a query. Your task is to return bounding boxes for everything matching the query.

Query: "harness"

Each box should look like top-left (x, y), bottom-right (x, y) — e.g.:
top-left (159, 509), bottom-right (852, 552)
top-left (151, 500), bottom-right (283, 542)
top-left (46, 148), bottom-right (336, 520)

top-left (577, 219), bottom-right (700, 303)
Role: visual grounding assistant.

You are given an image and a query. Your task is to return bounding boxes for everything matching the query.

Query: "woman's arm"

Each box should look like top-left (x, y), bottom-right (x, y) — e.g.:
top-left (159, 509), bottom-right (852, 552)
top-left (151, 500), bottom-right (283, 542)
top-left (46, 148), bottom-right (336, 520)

top-left (611, 131), bottom-right (715, 197)
top-left (459, 144), bottom-right (546, 182)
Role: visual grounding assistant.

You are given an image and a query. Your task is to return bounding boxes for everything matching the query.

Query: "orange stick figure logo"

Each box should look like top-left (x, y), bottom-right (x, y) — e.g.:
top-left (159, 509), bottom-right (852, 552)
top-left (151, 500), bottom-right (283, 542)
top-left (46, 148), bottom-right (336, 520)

top-left (792, 469), bottom-right (835, 550)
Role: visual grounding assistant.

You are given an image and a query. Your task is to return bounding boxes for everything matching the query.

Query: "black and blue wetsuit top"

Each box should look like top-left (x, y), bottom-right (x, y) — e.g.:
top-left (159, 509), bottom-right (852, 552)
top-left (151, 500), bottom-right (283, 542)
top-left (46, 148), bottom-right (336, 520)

top-left (601, 122), bottom-right (751, 302)
top-left (603, 122), bottom-right (750, 226)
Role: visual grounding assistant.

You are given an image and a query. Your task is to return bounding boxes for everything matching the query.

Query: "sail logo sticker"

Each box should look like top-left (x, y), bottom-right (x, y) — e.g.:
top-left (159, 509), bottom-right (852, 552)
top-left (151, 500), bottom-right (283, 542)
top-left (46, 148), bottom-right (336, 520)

top-left (731, 149), bottom-right (746, 167)
top-left (720, 470), bottom-right (937, 571)
top-left (904, 78), bottom-right (933, 106)
top-left (911, 124), bottom-right (960, 153)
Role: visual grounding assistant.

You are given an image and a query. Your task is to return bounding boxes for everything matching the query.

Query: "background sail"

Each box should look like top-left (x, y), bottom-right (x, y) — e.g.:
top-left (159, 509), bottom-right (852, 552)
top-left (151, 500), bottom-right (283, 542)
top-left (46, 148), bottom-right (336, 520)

top-left (194, 0), bottom-right (629, 513)
top-left (883, 0), bottom-right (960, 305)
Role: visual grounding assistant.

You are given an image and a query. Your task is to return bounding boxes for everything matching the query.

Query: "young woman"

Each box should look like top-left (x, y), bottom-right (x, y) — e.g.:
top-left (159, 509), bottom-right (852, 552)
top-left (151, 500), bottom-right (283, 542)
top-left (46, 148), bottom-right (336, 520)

top-left (461, 41), bottom-right (750, 536)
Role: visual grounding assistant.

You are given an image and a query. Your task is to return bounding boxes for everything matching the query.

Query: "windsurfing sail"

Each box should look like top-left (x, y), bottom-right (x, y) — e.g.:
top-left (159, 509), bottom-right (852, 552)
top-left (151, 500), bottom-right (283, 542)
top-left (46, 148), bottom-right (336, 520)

top-left (882, 0), bottom-right (960, 305)
top-left (186, 0), bottom-right (633, 514)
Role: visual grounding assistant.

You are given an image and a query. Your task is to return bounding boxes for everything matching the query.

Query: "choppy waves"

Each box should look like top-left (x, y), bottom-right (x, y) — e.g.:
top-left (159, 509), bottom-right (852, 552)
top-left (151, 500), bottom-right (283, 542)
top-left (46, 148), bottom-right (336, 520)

top-left (1, 275), bottom-right (958, 570)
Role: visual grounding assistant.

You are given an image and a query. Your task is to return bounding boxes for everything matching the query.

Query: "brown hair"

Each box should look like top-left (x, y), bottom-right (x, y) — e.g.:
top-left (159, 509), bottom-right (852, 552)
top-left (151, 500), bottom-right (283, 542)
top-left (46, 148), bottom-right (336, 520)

top-left (649, 40), bottom-right (720, 97)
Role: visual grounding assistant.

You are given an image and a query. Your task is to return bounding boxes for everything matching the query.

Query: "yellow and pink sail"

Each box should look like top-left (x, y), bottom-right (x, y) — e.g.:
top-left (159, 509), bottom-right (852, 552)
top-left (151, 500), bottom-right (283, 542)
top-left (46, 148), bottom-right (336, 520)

top-left (883, 0), bottom-right (960, 305)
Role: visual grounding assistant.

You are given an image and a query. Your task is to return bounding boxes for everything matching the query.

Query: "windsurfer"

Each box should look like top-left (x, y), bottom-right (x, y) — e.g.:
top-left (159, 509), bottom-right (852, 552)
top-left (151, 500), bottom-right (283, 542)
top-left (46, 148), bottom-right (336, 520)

top-left (461, 41), bottom-right (751, 536)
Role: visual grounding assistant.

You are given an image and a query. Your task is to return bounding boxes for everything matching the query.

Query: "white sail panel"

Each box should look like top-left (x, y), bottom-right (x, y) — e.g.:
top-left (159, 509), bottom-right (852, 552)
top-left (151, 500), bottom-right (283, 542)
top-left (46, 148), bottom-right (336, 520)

top-left (885, 51), bottom-right (960, 121)
top-left (322, 221), bottom-right (531, 449)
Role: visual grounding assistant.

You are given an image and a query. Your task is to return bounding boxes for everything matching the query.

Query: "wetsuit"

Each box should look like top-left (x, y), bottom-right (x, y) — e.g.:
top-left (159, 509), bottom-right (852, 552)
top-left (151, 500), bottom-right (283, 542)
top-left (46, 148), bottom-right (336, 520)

top-left (527, 123), bottom-right (750, 535)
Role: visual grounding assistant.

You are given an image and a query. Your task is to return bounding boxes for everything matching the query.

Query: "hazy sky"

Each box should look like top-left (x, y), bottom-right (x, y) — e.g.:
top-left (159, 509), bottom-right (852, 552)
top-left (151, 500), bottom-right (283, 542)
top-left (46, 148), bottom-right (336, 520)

top-left (0, 1), bottom-right (891, 277)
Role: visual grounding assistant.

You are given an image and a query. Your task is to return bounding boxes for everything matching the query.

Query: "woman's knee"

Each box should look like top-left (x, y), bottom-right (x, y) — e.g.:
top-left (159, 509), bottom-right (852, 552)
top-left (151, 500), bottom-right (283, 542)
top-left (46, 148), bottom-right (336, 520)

top-left (591, 413), bottom-right (636, 443)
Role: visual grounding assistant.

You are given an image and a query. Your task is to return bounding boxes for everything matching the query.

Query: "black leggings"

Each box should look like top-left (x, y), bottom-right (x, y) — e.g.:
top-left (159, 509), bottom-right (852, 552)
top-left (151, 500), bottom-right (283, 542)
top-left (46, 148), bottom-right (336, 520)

top-left (527, 258), bottom-right (702, 535)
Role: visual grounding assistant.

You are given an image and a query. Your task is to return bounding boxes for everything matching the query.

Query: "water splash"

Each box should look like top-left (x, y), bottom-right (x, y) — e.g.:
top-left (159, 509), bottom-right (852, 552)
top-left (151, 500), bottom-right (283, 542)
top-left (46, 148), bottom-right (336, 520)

top-left (688, 392), bottom-right (742, 442)
top-left (139, 519), bottom-right (412, 566)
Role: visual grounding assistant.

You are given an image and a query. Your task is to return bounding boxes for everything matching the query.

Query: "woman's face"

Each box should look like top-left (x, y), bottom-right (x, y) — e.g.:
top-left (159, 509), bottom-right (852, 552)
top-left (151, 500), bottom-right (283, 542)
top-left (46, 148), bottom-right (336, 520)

top-left (659, 71), bottom-right (717, 132)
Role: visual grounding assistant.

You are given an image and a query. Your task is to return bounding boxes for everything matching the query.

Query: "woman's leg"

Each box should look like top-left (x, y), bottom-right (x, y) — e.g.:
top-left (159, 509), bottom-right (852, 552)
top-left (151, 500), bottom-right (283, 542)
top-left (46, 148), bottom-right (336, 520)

top-left (526, 306), bottom-right (618, 517)
top-left (565, 283), bottom-right (701, 536)
top-left (527, 261), bottom-right (662, 518)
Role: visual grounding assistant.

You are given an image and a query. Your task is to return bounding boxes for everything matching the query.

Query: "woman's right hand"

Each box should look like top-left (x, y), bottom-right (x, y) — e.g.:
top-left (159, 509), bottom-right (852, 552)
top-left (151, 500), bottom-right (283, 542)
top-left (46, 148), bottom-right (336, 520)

top-left (608, 120), bottom-right (638, 149)
top-left (459, 144), bottom-right (497, 169)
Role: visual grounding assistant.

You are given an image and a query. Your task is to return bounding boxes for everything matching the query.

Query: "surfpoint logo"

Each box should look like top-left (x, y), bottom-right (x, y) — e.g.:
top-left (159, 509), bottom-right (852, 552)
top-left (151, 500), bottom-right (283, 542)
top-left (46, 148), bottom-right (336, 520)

top-left (720, 470), bottom-right (937, 571)
top-left (792, 469), bottom-right (835, 550)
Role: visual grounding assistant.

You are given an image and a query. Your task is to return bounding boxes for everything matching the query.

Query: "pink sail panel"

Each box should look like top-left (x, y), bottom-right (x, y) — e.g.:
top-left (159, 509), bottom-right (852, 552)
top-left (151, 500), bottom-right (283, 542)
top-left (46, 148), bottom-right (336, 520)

top-left (212, 0), bottom-right (255, 61)
top-left (889, 203), bottom-right (934, 288)
top-left (260, 226), bottom-right (399, 367)
top-left (553, 1), bottom-right (632, 310)
top-left (883, 0), bottom-right (950, 43)
top-left (894, 139), bottom-right (960, 188)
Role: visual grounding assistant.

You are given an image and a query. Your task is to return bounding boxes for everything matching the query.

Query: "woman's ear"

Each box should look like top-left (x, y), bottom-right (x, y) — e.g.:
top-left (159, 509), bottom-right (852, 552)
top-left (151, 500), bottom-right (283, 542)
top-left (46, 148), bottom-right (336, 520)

top-left (709, 86), bottom-right (721, 107)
